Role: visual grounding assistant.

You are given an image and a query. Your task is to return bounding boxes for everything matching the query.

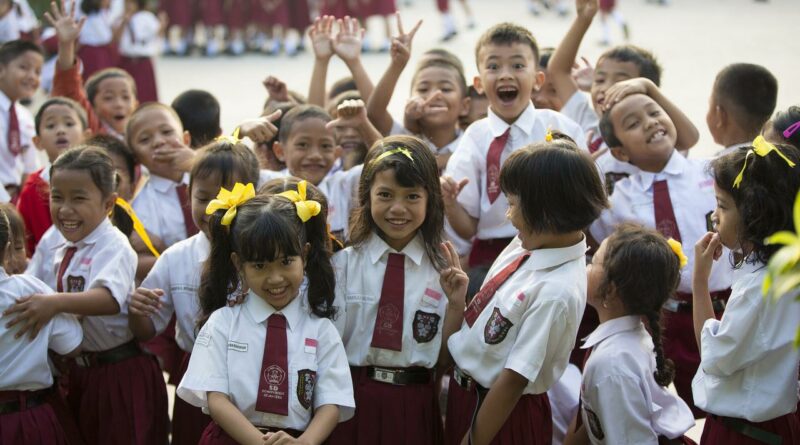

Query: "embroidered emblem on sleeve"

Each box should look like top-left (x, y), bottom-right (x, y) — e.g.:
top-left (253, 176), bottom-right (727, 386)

top-left (586, 408), bottom-right (605, 440)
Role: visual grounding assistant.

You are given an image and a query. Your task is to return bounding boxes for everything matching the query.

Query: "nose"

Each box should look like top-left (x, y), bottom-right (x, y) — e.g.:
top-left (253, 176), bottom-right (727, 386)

top-left (305, 145), bottom-right (323, 160)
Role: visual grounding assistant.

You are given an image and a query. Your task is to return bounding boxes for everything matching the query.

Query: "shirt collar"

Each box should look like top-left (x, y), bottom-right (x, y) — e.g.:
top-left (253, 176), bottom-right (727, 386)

top-left (365, 232), bottom-right (425, 266)
top-left (524, 234), bottom-right (587, 271)
top-left (487, 102), bottom-right (537, 139)
top-left (636, 150), bottom-right (686, 189)
top-left (245, 288), bottom-right (302, 331)
top-left (66, 217), bottom-right (112, 248)
top-left (40, 167), bottom-right (50, 183)
top-left (581, 315), bottom-right (641, 349)
top-left (146, 173), bottom-right (181, 193)
top-left (732, 258), bottom-right (765, 283)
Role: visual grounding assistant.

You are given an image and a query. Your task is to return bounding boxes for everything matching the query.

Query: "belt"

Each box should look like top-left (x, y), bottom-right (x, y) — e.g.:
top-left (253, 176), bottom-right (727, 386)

top-left (712, 414), bottom-right (782, 445)
top-left (658, 435), bottom-right (688, 445)
top-left (664, 289), bottom-right (731, 313)
top-left (452, 366), bottom-right (487, 393)
top-left (0, 388), bottom-right (50, 414)
top-left (256, 426), bottom-right (303, 438)
top-left (75, 340), bottom-right (143, 368)
top-left (362, 366), bottom-right (433, 386)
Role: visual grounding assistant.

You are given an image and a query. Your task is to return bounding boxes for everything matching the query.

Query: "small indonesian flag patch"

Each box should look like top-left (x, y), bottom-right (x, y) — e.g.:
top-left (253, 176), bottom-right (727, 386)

top-left (423, 288), bottom-right (443, 306)
top-left (304, 338), bottom-right (318, 354)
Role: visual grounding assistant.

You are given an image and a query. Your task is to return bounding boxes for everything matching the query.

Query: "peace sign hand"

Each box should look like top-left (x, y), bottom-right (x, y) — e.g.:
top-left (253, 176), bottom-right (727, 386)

top-left (389, 13), bottom-right (422, 67)
top-left (439, 241), bottom-right (468, 307)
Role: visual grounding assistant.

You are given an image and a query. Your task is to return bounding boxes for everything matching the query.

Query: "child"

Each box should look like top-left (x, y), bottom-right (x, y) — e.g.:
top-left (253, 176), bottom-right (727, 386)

top-left (5, 146), bottom-right (169, 444)
top-left (118, 0), bottom-right (161, 103)
top-left (692, 139), bottom-right (800, 443)
top-left (0, 0), bottom-right (38, 43)
top-left (176, 187), bottom-right (356, 444)
top-left (445, 136), bottom-right (608, 445)
top-left (17, 97), bottom-right (88, 255)
top-left (327, 135), bottom-right (468, 445)
top-left (436, 0), bottom-right (476, 42)
top-left (0, 207), bottom-right (83, 445)
top-left (75, 0), bottom-right (125, 80)
top-left (48, 1), bottom-right (138, 139)
top-left (459, 85), bottom-right (488, 131)
top-left (171, 89), bottom-right (222, 148)
top-left (128, 140), bottom-right (259, 445)
top-left (0, 40), bottom-right (43, 201)
top-left (570, 224), bottom-right (695, 444)
top-left (0, 202), bottom-right (25, 273)
top-left (85, 133), bottom-right (136, 201)
top-left (442, 23), bottom-right (586, 269)
top-left (765, 105), bottom-right (800, 148)
top-left (160, 0), bottom-right (192, 55)
top-left (706, 63), bottom-right (778, 156)
top-left (591, 93), bottom-right (732, 417)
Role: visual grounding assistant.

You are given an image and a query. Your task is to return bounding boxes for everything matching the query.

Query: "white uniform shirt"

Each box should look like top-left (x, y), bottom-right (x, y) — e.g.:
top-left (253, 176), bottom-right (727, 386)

top-left (0, 90), bottom-right (38, 186)
top-left (580, 316), bottom-right (695, 444)
top-left (29, 218), bottom-right (137, 351)
top-left (590, 152), bottom-right (732, 293)
top-left (0, 0), bottom-right (37, 43)
top-left (444, 103), bottom-right (586, 239)
top-left (560, 91), bottom-right (599, 136)
top-left (0, 183), bottom-right (9, 202)
top-left (448, 236), bottom-right (587, 393)
top-left (26, 225), bottom-right (64, 286)
top-left (0, 267), bottom-right (83, 390)
top-left (118, 10), bottom-right (161, 58)
top-left (177, 291), bottom-right (355, 430)
top-left (132, 173), bottom-right (191, 248)
top-left (390, 119), bottom-right (464, 158)
top-left (333, 233), bottom-right (448, 368)
top-left (692, 261), bottom-right (800, 422)
top-left (77, 9), bottom-right (113, 46)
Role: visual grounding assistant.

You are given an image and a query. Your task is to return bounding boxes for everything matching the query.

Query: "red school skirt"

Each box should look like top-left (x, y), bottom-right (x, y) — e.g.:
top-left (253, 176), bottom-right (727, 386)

top-left (200, 0), bottom-right (224, 26)
top-left (327, 366), bottom-right (443, 445)
top-left (320, 0), bottom-right (358, 19)
top-left (77, 44), bottom-right (119, 82)
top-left (287, 0), bottom-right (311, 31)
top-left (67, 345), bottom-right (169, 445)
top-left (254, 0), bottom-right (290, 28)
top-left (701, 413), bottom-right (800, 445)
top-left (599, 0), bottom-right (615, 13)
top-left (444, 371), bottom-right (552, 445)
top-left (468, 237), bottom-right (514, 269)
top-left (161, 0), bottom-right (195, 28)
top-left (0, 390), bottom-right (68, 445)
top-left (171, 352), bottom-right (213, 445)
top-left (118, 56), bottom-right (158, 103)
top-left (199, 421), bottom-right (303, 444)
top-left (365, 0), bottom-right (396, 17)
top-left (226, 0), bottom-right (250, 30)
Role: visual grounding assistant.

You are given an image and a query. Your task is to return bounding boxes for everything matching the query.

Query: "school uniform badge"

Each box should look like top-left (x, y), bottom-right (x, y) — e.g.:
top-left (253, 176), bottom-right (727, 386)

top-left (483, 307), bottom-right (513, 345)
top-left (66, 275), bottom-right (85, 293)
top-left (585, 408), bottom-right (605, 440)
top-left (297, 369), bottom-right (316, 410)
top-left (412, 310), bottom-right (440, 343)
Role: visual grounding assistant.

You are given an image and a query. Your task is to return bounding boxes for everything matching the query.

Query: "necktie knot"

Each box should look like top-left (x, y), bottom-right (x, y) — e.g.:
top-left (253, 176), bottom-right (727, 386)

top-left (268, 313), bottom-right (286, 329)
top-left (387, 252), bottom-right (405, 268)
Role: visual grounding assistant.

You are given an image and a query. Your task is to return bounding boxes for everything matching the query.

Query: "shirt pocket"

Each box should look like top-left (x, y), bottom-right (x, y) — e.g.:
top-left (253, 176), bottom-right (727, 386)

top-left (411, 287), bottom-right (445, 344)
top-left (483, 297), bottom-right (524, 349)
top-left (290, 354), bottom-right (319, 414)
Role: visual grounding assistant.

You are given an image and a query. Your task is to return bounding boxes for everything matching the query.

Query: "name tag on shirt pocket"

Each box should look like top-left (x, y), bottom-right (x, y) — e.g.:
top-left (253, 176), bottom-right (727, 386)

top-left (345, 293), bottom-right (377, 304)
top-left (227, 341), bottom-right (248, 352)
top-left (171, 284), bottom-right (198, 293)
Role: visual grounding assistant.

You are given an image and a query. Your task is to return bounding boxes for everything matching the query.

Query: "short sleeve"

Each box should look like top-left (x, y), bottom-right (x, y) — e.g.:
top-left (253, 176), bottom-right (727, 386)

top-left (585, 374), bottom-right (659, 444)
top-left (312, 321), bottom-right (355, 421)
top-left (699, 287), bottom-right (764, 377)
top-left (589, 207), bottom-right (616, 244)
top-left (48, 313), bottom-right (83, 355)
top-left (176, 310), bottom-right (231, 409)
top-left (140, 253), bottom-right (176, 336)
top-left (447, 132), bottom-right (481, 218)
top-left (89, 242), bottom-right (137, 308)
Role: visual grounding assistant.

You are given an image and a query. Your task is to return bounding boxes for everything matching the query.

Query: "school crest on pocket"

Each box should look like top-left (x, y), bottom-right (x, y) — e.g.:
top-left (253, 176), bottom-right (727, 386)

top-left (66, 275), bottom-right (85, 293)
top-left (412, 310), bottom-right (440, 343)
top-left (483, 307), bottom-right (513, 345)
top-left (296, 369), bottom-right (316, 410)
top-left (585, 408), bottom-right (605, 440)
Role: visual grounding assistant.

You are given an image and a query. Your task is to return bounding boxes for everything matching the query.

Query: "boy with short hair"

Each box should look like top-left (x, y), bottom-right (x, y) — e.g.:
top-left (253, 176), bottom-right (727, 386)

top-left (442, 23), bottom-right (585, 268)
top-left (171, 89), bottom-right (222, 148)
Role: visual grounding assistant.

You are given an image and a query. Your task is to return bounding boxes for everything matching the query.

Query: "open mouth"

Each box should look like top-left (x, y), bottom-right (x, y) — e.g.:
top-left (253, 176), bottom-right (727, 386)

top-left (59, 220), bottom-right (82, 234)
top-left (55, 137), bottom-right (71, 148)
top-left (496, 86), bottom-right (519, 104)
top-left (386, 218), bottom-right (410, 228)
top-left (266, 286), bottom-right (288, 297)
top-left (646, 129), bottom-right (667, 144)
top-left (113, 114), bottom-right (126, 123)
top-left (340, 140), bottom-right (362, 152)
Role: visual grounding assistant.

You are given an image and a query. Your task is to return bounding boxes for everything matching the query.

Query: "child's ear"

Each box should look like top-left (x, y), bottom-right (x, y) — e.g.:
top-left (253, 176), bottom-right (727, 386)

top-left (183, 130), bottom-right (191, 147)
top-left (230, 252), bottom-right (241, 270)
top-left (103, 191), bottom-right (118, 215)
top-left (32, 135), bottom-right (41, 149)
top-left (472, 76), bottom-right (484, 95)
top-left (82, 128), bottom-right (93, 141)
top-left (610, 146), bottom-right (630, 163)
top-left (459, 96), bottom-right (472, 117)
top-left (273, 141), bottom-right (286, 162)
top-left (531, 70), bottom-right (546, 93)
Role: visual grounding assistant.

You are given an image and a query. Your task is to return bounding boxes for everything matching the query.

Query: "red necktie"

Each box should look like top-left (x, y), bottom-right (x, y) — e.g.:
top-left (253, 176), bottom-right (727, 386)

top-left (175, 184), bottom-right (198, 237)
top-left (589, 137), bottom-right (604, 154)
top-left (486, 128), bottom-right (511, 204)
top-left (653, 180), bottom-right (682, 242)
top-left (370, 253), bottom-right (405, 351)
top-left (8, 101), bottom-right (21, 156)
top-left (576, 346), bottom-right (594, 429)
top-left (464, 253), bottom-right (529, 327)
top-left (256, 313), bottom-right (289, 415)
top-left (56, 246), bottom-right (77, 293)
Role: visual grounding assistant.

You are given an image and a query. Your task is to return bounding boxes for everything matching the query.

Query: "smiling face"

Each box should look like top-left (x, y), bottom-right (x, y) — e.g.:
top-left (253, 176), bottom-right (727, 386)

top-left (235, 250), bottom-right (306, 311)
top-left (712, 181), bottom-right (742, 250)
top-left (49, 168), bottom-right (116, 243)
top-left (369, 168), bottom-right (428, 252)
top-left (412, 65), bottom-right (469, 130)
top-left (34, 104), bottom-right (87, 162)
top-left (128, 106), bottom-right (187, 178)
top-left (531, 71), bottom-right (564, 111)
top-left (0, 50), bottom-right (43, 101)
top-left (476, 42), bottom-right (543, 124)
top-left (275, 117), bottom-right (339, 186)
top-left (608, 94), bottom-right (677, 173)
top-left (591, 57), bottom-right (640, 114)
top-left (93, 77), bottom-right (137, 135)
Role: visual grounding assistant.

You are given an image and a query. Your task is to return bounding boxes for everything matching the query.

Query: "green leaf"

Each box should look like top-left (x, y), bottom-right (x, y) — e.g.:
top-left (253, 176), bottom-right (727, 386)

top-left (795, 327), bottom-right (800, 348)
top-left (773, 273), bottom-right (800, 300)
top-left (794, 189), bottom-right (800, 236)
top-left (764, 231), bottom-right (800, 246)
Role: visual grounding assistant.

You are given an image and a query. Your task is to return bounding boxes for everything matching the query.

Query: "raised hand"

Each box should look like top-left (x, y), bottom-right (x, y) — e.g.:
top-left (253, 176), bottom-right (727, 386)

top-left (572, 56), bottom-right (594, 92)
top-left (602, 77), bottom-right (653, 111)
top-left (129, 287), bottom-right (164, 317)
top-left (694, 232), bottom-right (722, 286)
top-left (263, 76), bottom-right (290, 103)
top-left (389, 13), bottom-right (422, 67)
top-left (439, 241), bottom-right (468, 306)
top-left (238, 110), bottom-right (283, 143)
top-left (333, 16), bottom-right (365, 63)
top-left (308, 15), bottom-right (335, 61)
top-left (575, 0), bottom-right (599, 20)
top-left (440, 175), bottom-right (469, 208)
top-left (43, 0), bottom-right (86, 44)
top-left (327, 99), bottom-right (368, 131)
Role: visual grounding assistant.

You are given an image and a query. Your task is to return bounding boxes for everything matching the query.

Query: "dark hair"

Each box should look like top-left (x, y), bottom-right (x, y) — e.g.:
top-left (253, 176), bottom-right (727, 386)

top-left (598, 45), bottom-right (662, 87)
top-left (538, 47), bottom-right (554, 70)
top-left (0, 203), bottom-right (24, 255)
top-left (0, 40), bottom-right (42, 66)
top-left (769, 106), bottom-right (800, 149)
top-left (171, 90), bottom-right (221, 148)
top-left (598, 109), bottom-right (620, 148)
top-left (467, 85), bottom-right (485, 99)
top-left (475, 23), bottom-right (540, 67)
top-left (349, 135), bottom-right (446, 269)
top-left (0, 206), bottom-right (9, 257)
top-left (190, 139), bottom-right (260, 192)
top-left (328, 77), bottom-right (357, 102)
top-left (711, 143), bottom-right (800, 264)
top-left (412, 54), bottom-right (468, 96)
top-left (599, 224), bottom-right (679, 387)
top-left (713, 64), bottom-right (778, 137)
top-left (85, 134), bottom-right (136, 184)
top-left (80, 0), bottom-right (105, 14)
top-left (500, 134), bottom-right (608, 233)
top-left (125, 102), bottom-right (183, 149)
top-left (199, 194), bottom-right (336, 325)
top-left (86, 68), bottom-right (137, 105)
top-left (278, 105), bottom-right (331, 144)
top-left (34, 97), bottom-right (88, 134)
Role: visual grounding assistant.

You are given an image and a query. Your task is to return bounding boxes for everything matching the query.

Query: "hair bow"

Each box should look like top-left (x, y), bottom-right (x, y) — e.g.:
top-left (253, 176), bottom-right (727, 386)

top-left (733, 135), bottom-right (796, 188)
top-left (215, 127), bottom-right (242, 145)
top-left (666, 238), bottom-right (688, 269)
top-left (370, 147), bottom-right (414, 167)
top-left (277, 180), bottom-right (321, 223)
top-left (206, 182), bottom-right (255, 226)
top-left (545, 126), bottom-right (553, 142)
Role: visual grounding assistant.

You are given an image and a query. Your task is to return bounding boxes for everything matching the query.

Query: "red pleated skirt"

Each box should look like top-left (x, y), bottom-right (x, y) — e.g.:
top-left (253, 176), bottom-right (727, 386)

top-left (327, 366), bottom-right (443, 445)
top-left (599, 0), bottom-right (615, 12)
top-left (199, 422), bottom-right (304, 444)
top-left (444, 374), bottom-right (552, 445)
top-left (77, 44), bottom-right (119, 81)
top-left (161, 0), bottom-right (194, 28)
top-left (200, 0), bottom-right (224, 26)
top-left (320, 0), bottom-right (358, 18)
top-left (67, 353), bottom-right (169, 445)
top-left (171, 352), bottom-right (213, 445)
top-left (226, 0), bottom-right (249, 29)
top-left (140, 315), bottom-right (182, 384)
top-left (287, 0), bottom-right (311, 31)
top-left (0, 399), bottom-right (68, 445)
top-left (118, 56), bottom-right (158, 103)
top-left (701, 413), bottom-right (800, 444)
top-left (366, 0), bottom-right (397, 17)
top-left (257, 1), bottom-right (290, 28)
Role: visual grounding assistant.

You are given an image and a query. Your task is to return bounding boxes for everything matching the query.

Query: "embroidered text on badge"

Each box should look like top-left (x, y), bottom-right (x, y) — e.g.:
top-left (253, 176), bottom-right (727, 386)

top-left (228, 341), bottom-right (248, 352)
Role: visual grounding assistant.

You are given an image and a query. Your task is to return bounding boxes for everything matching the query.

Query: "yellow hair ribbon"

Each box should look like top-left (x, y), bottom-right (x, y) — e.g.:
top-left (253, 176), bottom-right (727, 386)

top-left (666, 238), bottom-right (688, 269)
top-left (206, 182), bottom-right (256, 226)
top-left (370, 147), bottom-right (414, 167)
top-left (214, 127), bottom-right (242, 145)
top-left (733, 135), bottom-right (796, 188)
top-left (115, 197), bottom-right (160, 257)
top-left (277, 180), bottom-right (322, 223)
top-left (545, 126), bottom-right (553, 142)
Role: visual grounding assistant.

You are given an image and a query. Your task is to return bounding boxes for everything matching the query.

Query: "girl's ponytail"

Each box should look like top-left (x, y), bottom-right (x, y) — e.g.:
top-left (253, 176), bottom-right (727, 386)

top-left (303, 209), bottom-right (336, 319)
top-left (646, 310), bottom-right (676, 387)
top-left (198, 210), bottom-right (238, 328)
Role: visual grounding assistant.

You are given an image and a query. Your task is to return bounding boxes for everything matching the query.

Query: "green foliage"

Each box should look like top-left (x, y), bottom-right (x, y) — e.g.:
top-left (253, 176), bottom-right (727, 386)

top-left (763, 189), bottom-right (800, 346)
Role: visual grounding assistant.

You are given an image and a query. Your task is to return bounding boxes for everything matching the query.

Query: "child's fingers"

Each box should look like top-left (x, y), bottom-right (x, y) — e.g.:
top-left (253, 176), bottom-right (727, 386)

top-left (264, 109), bottom-right (282, 123)
top-left (407, 19), bottom-right (423, 40)
top-left (395, 12), bottom-right (404, 36)
top-left (457, 178), bottom-right (469, 193)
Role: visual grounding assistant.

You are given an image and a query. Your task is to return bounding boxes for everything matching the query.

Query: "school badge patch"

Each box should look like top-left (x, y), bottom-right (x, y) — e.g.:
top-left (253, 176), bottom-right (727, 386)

top-left (412, 310), bottom-right (440, 343)
top-left (66, 275), bottom-right (85, 293)
top-left (706, 210), bottom-right (715, 232)
top-left (585, 408), bottom-right (605, 440)
top-left (483, 307), bottom-right (513, 345)
top-left (296, 369), bottom-right (316, 410)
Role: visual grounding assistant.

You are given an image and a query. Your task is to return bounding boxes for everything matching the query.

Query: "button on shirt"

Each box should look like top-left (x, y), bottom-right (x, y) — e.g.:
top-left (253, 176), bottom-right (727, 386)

top-left (0, 267), bottom-right (82, 390)
top-left (445, 103), bottom-right (586, 239)
top-left (132, 174), bottom-right (192, 248)
top-left (692, 261), bottom-right (800, 422)
top-left (590, 152), bottom-right (732, 293)
top-left (580, 316), bottom-right (695, 444)
top-left (448, 236), bottom-right (587, 393)
top-left (333, 233), bottom-right (448, 368)
top-left (0, 90), bottom-right (37, 186)
top-left (177, 292), bottom-right (355, 431)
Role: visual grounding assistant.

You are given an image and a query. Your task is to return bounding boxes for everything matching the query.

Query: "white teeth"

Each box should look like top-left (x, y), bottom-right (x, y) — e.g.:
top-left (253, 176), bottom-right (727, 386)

top-left (61, 222), bottom-right (79, 229)
top-left (267, 287), bottom-right (287, 295)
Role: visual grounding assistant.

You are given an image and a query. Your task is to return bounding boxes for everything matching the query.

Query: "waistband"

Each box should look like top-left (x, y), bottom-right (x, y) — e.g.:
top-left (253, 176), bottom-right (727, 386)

top-left (0, 388), bottom-right (51, 414)
top-left (710, 414), bottom-right (783, 445)
top-left (452, 366), bottom-right (487, 394)
top-left (75, 340), bottom-right (143, 368)
top-left (665, 288), bottom-right (731, 313)
top-left (352, 366), bottom-right (434, 386)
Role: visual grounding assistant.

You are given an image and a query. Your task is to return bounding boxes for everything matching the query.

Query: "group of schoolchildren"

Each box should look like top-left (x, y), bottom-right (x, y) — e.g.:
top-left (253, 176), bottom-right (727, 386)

top-left (1, 0), bottom-right (799, 444)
